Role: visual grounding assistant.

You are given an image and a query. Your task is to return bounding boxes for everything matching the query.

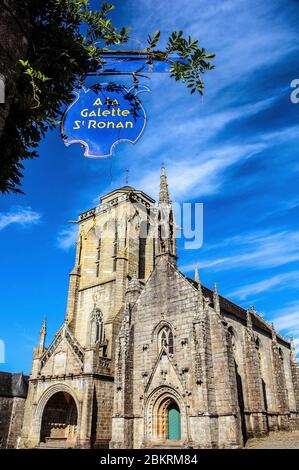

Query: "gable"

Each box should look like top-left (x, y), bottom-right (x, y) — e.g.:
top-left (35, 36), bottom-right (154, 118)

top-left (40, 325), bottom-right (84, 376)
top-left (145, 349), bottom-right (184, 397)
top-left (133, 254), bottom-right (197, 319)
top-left (40, 337), bottom-right (83, 376)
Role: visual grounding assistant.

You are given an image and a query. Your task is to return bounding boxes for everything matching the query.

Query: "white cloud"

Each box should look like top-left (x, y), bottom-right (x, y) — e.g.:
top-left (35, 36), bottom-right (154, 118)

top-left (259, 196), bottom-right (299, 221)
top-left (257, 125), bottom-right (299, 145)
top-left (271, 301), bottom-right (299, 332)
top-left (56, 226), bottom-right (78, 250)
top-left (112, 120), bottom-right (299, 206)
top-left (227, 271), bottom-right (299, 301)
top-left (134, 143), bottom-right (266, 200)
top-left (126, 91), bottom-right (283, 168)
top-left (269, 302), bottom-right (299, 358)
top-left (133, 0), bottom-right (299, 95)
top-left (0, 206), bottom-right (41, 231)
top-left (181, 229), bottom-right (299, 273)
top-left (171, 96), bottom-right (277, 141)
top-left (93, 0), bottom-right (299, 207)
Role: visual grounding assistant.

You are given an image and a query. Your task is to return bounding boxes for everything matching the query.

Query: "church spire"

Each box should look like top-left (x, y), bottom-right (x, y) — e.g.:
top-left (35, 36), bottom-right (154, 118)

top-left (159, 162), bottom-right (170, 204)
top-left (194, 264), bottom-right (200, 284)
top-left (156, 163), bottom-right (176, 262)
top-left (38, 317), bottom-right (46, 354)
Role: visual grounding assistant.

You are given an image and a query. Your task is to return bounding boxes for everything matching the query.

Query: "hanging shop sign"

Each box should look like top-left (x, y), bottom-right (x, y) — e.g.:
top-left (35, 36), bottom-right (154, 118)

top-left (61, 83), bottom-right (148, 158)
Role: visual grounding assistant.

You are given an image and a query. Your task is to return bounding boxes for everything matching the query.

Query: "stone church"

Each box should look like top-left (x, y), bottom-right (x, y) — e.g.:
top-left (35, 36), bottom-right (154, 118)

top-left (17, 165), bottom-right (299, 449)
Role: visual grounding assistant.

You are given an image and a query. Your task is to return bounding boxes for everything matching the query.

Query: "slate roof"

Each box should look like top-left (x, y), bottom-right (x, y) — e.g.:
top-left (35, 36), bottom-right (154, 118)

top-left (0, 372), bottom-right (29, 398)
top-left (100, 186), bottom-right (156, 204)
top-left (183, 274), bottom-right (290, 348)
top-left (118, 185), bottom-right (135, 191)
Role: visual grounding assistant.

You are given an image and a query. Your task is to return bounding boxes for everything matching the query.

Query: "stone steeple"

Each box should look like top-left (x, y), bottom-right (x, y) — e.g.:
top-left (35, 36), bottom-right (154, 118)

top-left (159, 162), bottom-right (170, 204)
top-left (194, 264), bottom-right (200, 284)
top-left (156, 163), bottom-right (176, 261)
top-left (19, 165), bottom-right (299, 450)
top-left (38, 317), bottom-right (46, 355)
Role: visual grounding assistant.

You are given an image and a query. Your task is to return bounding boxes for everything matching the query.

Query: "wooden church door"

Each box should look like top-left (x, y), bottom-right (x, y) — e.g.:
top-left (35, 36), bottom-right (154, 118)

top-left (167, 403), bottom-right (181, 440)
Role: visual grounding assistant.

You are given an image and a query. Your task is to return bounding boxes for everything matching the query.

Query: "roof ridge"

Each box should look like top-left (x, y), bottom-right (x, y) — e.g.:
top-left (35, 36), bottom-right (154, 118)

top-left (180, 272), bottom-right (290, 347)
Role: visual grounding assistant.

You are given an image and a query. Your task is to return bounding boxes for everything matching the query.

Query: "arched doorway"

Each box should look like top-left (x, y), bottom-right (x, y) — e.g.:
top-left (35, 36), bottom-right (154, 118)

top-left (157, 397), bottom-right (181, 441)
top-left (145, 386), bottom-right (186, 445)
top-left (168, 403), bottom-right (181, 440)
top-left (40, 391), bottom-right (78, 446)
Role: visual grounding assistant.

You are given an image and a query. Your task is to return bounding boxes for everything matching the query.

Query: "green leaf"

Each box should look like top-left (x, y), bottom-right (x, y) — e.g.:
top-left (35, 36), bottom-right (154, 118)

top-left (1, 1), bottom-right (215, 194)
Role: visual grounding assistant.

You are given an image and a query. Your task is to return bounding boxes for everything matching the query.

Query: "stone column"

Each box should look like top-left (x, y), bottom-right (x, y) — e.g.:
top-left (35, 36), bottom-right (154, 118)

top-left (110, 279), bottom-right (140, 448)
top-left (77, 377), bottom-right (94, 448)
top-left (190, 283), bottom-right (214, 447)
top-left (209, 286), bottom-right (243, 448)
top-left (243, 311), bottom-right (268, 436)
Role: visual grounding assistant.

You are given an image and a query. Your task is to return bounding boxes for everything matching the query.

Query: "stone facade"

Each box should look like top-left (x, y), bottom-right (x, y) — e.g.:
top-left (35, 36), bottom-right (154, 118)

top-left (110, 256), bottom-right (298, 448)
top-left (291, 361), bottom-right (299, 411)
top-left (19, 183), bottom-right (156, 448)
top-left (0, 372), bottom-right (28, 448)
top-left (15, 165), bottom-right (299, 448)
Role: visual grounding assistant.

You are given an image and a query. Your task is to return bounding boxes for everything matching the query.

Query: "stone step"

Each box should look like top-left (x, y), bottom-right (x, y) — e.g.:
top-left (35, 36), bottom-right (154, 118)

top-left (39, 440), bottom-right (76, 449)
top-left (149, 440), bottom-right (183, 449)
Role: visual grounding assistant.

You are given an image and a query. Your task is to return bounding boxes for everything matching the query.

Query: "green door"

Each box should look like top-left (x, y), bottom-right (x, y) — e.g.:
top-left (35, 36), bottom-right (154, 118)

top-left (168, 404), bottom-right (181, 440)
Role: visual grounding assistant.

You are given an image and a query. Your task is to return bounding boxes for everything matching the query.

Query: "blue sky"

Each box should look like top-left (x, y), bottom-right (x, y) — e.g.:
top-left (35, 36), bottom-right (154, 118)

top-left (1, 0), bottom-right (299, 373)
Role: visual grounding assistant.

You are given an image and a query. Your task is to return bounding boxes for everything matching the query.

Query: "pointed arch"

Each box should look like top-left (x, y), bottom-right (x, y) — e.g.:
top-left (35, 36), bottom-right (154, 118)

top-left (95, 234), bottom-right (102, 277)
top-left (89, 309), bottom-right (105, 345)
top-left (157, 207), bottom-right (170, 254)
top-left (156, 323), bottom-right (174, 355)
top-left (113, 219), bottom-right (118, 272)
top-left (77, 235), bottom-right (83, 265)
top-left (169, 209), bottom-right (175, 254)
top-left (145, 386), bottom-right (187, 443)
top-left (34, 384), bottom-right (80, 446)
top-left (138, 220), bottom-right (148, 279)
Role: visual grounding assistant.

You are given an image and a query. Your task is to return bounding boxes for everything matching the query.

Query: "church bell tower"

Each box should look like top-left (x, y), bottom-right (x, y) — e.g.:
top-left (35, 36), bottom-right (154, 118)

top-left (20, 165), bottom-right (177, 449)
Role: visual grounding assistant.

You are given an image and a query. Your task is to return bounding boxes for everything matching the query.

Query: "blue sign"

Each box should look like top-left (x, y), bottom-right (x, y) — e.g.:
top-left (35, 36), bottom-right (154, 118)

top-left (97, 54), bottom-right (188, 74)
top-left (61, 84), bottom-right (148, 158)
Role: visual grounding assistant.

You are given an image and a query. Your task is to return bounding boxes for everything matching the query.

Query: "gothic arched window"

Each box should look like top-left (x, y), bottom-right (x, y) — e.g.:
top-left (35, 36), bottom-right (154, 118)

top-left (169, 210), bottom-right (174, 253)
top-left (159, 326), bottom-right (174, 355)
top-left (139, 221), bottom-right (147, 279)
top-left (228, 326), bottom-right (235, 350)
top-left (78, 236), bottom-right (82, 265)
top-left (95, 236), bottom-right (101, 277)
top-left (95, 310), bottom-right (104, 343)
top-left (279, 347), bottom-right (284, 362)
top-left (90, 310), bottom-right (104, 345)
top-left (113, 220), bottom-right (118, 272)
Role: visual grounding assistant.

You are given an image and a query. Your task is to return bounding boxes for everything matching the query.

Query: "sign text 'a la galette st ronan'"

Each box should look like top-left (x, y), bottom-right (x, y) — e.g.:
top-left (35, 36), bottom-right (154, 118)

top-left (61, 84), bottom-right (148, 158)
